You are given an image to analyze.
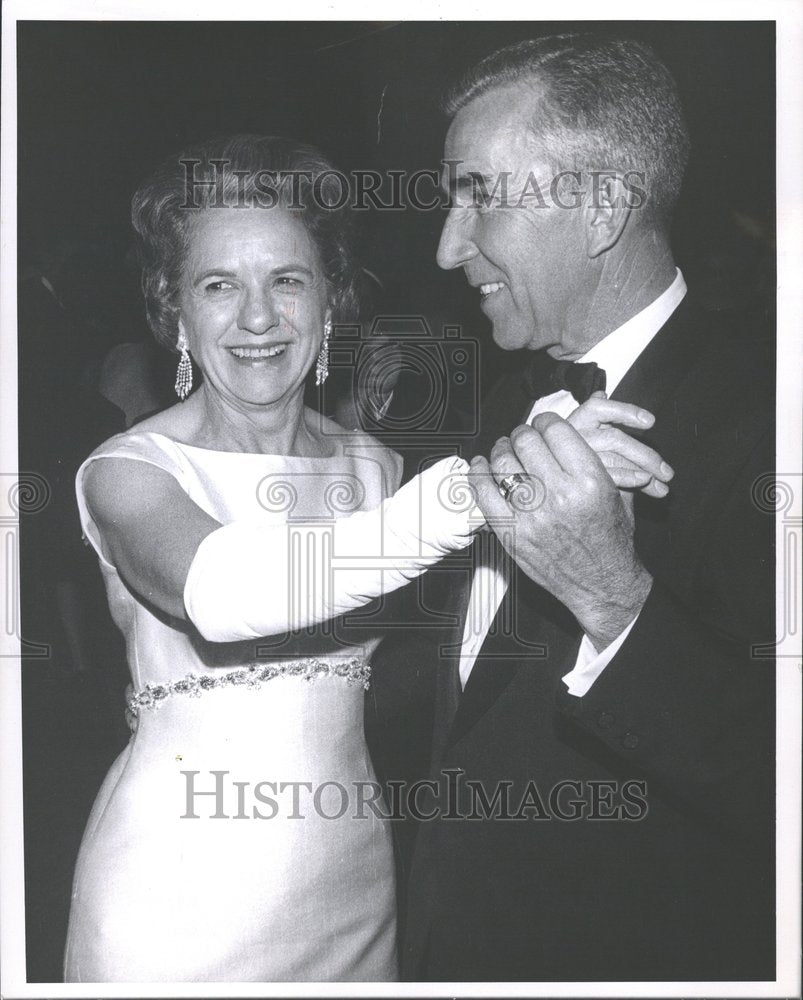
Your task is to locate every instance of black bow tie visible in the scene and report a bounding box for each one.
[522,352,607,405]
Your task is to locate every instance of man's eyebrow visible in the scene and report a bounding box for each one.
[441,169,494,196]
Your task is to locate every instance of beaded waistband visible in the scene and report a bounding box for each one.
[125,655,372,725]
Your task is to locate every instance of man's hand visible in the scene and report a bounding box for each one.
[470,414,655,651]
[567,392,673,499]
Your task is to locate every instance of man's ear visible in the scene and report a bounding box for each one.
[584,173,633,258]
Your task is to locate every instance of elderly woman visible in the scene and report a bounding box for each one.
[64,135,672,983]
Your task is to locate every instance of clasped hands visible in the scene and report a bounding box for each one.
[469,393,671,652]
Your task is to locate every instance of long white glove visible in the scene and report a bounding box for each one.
[184,456,482,642]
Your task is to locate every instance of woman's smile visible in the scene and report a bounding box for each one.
[228,342,291,369]
[228,343,289,361]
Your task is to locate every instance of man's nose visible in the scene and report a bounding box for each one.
[237,288,278,335]
[436,207,478,271]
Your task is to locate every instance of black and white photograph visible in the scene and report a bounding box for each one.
[1,3,800,995]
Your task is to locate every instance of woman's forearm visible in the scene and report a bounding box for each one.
[184,457,481,641]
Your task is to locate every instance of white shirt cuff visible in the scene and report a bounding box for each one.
[561,614,640,697]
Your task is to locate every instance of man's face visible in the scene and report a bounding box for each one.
[438,83,593,357]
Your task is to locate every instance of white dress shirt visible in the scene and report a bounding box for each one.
[457,268,687,694]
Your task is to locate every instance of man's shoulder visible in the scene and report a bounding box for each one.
[684,298,772,361]
[678,300,772,405]
[652,298,773,465]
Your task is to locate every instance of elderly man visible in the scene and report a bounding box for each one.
[381,34,774,982]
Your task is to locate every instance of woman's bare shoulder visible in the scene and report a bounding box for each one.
[127,401,194,439]
[79,409,193,520]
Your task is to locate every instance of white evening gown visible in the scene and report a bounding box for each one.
[64,429,404,982]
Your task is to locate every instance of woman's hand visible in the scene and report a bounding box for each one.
[566,392,674,498]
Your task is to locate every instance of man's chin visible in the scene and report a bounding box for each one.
[490,324,548,353]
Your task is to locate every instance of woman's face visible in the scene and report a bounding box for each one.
[177,207,329,408]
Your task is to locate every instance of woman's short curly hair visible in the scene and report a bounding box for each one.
[131,134,361,351]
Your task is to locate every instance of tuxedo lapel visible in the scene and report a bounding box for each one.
[445,533,531,747]
[610,294,701,413]
[445,631,531,748]
[430,361,543,752]
[428,542,477,766]
[446,555,578,748]
[469,360,536,460]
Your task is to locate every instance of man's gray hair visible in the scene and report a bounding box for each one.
[444,34,690,224]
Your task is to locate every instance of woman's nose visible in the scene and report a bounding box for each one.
[237,289,278,335]
[436,207,478,271]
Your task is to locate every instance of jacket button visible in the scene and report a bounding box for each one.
[597,711,615,729]
[622,732,640,750]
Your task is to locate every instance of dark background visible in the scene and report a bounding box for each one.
[17,20,775,982]
[18,20,776,342]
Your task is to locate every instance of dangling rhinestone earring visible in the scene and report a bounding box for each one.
[315,318,331,386]
[175,331,193,401]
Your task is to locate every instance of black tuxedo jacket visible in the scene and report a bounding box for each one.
[368,295,775,982]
